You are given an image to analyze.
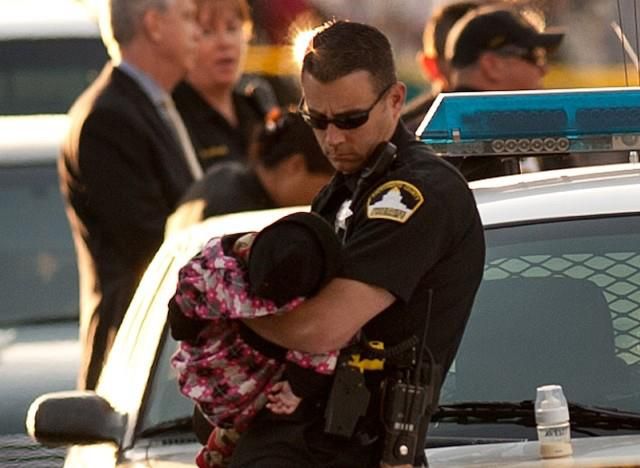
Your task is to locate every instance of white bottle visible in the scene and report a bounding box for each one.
[534,384,573,459]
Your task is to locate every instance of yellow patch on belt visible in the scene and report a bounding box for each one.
[199,145,229,159]
[366,180,424,223]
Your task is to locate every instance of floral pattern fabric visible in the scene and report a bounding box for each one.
[171,236,337,430]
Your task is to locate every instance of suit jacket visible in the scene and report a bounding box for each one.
[59,63,194,387]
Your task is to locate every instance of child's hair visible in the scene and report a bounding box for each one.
[250,110,333,174]
[247,212,341,306]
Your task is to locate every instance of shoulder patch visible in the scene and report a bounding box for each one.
[366,180,424,223]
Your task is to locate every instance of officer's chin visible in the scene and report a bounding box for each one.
[332,160,363,175]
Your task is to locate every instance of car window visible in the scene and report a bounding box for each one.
[0,38,107,115]
[442,214,640,411]
[141,332,194,430]
[131,251,204,432]
[0,163,78,325]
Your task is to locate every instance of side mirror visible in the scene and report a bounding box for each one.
[26,391,126,447]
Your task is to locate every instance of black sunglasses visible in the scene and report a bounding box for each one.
[298,82,394,130]
[495,46,547,69]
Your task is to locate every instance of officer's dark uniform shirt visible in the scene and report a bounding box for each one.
[165,162,275,234]
[172,81,265,171]
[313,122,485,379]
[230,122,486,468]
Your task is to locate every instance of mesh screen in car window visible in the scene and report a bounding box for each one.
[440,215,640,407]
[486,251,640,364]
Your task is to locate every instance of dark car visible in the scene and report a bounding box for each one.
[0,0,107,115]
[0,115,80,466]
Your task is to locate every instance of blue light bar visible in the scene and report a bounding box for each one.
[417,87,640,157]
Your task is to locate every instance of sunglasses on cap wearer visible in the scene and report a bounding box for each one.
[494,45,547,69]
[298,82,395,130]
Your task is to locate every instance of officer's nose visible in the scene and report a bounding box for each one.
[324,123,346,146]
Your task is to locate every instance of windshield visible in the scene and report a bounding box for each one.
[440,214,640,414]
[0,164,78,325]
[0,38,107,115]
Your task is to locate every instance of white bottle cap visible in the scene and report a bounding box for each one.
[535,384,569,425]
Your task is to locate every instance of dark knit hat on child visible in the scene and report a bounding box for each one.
[248,211,341,306]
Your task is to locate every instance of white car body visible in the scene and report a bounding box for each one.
[0,0,100,40]
[471,163,640,225]
[424,162,640,467]
[427,434,640,467]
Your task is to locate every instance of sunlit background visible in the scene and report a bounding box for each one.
[4,0,640,109]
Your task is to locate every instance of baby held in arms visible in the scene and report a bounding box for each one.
[168,212,342,467]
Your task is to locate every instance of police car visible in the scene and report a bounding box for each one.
[25,88,640,466]
[423,87,640,466]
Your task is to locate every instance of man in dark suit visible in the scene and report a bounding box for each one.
[59,0,201,390]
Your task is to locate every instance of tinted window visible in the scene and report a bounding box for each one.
[0,164,78,325]
[141,333,193,430]
[0,38,107,115]
[442,214,640,411]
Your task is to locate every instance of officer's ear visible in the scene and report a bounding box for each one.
[387,82,407,118]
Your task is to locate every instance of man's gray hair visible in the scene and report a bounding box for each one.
[108,0,171,46]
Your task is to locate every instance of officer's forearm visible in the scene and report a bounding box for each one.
[242,312,326,352]
[242,278,395,353]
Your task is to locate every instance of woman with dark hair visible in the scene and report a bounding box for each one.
[165,110,334,235]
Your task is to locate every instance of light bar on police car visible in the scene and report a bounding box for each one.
[416,87,640,157]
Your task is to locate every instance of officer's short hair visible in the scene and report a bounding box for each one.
[251,110,333,174]
[301,20,397,94]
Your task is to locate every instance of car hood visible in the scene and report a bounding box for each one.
[0,321,79,434]
[425,434,640,467]
[114,436,640,467]
[145,442,201,467]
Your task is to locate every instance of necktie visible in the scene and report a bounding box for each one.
[162,97,203,180]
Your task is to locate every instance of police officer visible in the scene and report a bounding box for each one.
[231,20,485,468]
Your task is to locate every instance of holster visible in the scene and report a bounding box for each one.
[323,349,371,438]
